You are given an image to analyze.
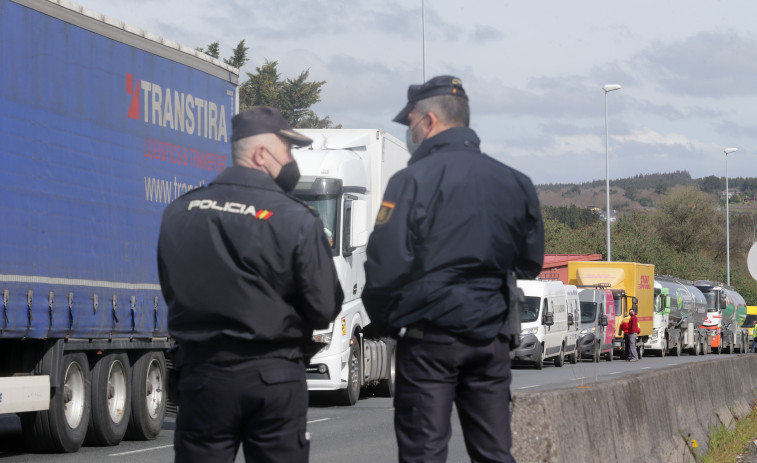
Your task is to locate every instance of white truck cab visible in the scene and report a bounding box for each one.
[513,280,569,369]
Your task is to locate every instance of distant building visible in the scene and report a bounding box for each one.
[598,210,617,222]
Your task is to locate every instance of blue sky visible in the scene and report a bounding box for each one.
[89,0,757,185]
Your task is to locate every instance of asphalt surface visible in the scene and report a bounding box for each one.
[0,351,749,462]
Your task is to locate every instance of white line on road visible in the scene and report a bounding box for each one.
[307,418,331,424]
[641,367,652,370]
[519,385,541,389]
[569,377,587,381]
[609,372,622,375]
[109,444,174,456]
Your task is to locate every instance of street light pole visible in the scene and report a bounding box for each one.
[603,84,621,262]
[725,147,738,286]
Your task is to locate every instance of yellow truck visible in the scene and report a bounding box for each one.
[568,261,655,359]
[744,306,757,352]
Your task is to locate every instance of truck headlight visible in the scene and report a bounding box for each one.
[521,327,538,335]
[312,333,332,345]
[580,327,595,335]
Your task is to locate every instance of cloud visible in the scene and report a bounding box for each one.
[470,24,504,42]
[634,31,757,97]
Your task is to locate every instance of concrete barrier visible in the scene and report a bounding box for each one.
[511,355,757,462]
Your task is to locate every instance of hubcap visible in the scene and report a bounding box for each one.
[145,359,164,419]
[107,360,128,424]
[63,361,85,429]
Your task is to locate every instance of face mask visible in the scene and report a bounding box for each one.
[275,160,301,193]
[405,115,428,155]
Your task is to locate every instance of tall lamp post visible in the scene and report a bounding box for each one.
[725,147,738,286]
[603,84,621,261]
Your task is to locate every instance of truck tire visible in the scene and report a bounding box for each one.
[605,346,613,362]
[375,340,396,398]
[725,338,733,355]
[125,351,166,440]
[637,344,644,359]
[21,352,91,453]
[568,344,578,365]
[534,345,544,370]
[335,336,360,406]
[554,345,565,367]
[86,353,132,446]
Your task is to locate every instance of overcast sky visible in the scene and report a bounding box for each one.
[88,0,757,185]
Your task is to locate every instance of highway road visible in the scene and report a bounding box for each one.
[0,351,745,462]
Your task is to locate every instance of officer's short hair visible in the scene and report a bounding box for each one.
[414,95,470,128]
[231,136,258,164]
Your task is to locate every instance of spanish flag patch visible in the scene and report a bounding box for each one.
[255,210,274,220]
[375,201,395,225]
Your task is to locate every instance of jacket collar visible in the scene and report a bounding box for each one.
[210,165,284,192]
[408,127,481,165]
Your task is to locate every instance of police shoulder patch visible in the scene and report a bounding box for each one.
[375,201,395,225]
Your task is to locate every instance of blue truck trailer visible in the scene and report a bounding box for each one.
[0,0,238,452]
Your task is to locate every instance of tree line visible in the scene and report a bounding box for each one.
[544,187,757,304]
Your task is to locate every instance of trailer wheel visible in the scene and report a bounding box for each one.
[86,353,131,446]
[375,340,396,398]
[335,336,360,406]
[125,351,166,440]
[21,352,91,453]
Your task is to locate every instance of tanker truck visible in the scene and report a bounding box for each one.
[292,129,410,405]
[694,280,748,354]
[646,276,708,356]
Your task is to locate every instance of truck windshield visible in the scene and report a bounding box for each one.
[702,292,718,312]
[742,314,757,328]
[580,301,597,324]
[292,194,338,250]
[521,296,541,323]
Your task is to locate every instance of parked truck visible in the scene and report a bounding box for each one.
[646,276,708,356]
[744,306,757,351]
[513,280,570,369]
[1,0,238,452]
[578,287,616,361]
[567,261,654,359]
[291,129,410,405]
[694,280,749,354]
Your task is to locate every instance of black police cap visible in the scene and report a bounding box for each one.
[231,106,313,146]
[393,75,468,126]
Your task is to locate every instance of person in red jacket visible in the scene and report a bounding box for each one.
[627,309,641,362]
[619,318,630,360]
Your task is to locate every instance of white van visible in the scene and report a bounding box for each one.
[513,280,569,369]
[563,284,581,364]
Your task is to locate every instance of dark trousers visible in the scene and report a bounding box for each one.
[394,327,515,463]
[174,357,309,463]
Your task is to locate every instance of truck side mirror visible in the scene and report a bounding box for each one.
[543,312,554,326]
[567,313,574,326]
[599,315,608,326]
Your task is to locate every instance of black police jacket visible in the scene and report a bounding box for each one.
[158,165,343,363]
[362,127,544,341]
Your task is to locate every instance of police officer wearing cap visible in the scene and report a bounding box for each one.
[157,106,343,463]
[362,76,544,463]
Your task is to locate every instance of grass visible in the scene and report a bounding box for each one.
[700,406,757,462]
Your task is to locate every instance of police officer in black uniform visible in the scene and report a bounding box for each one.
[158,106,343,463]
[362,76,544,463]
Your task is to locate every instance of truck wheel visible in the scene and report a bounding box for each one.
[375,340,396,398]
[21,352,91,453]
[125,351,166,440]
[568,344,578,365]
[86,353,131,446]
[605,346,613,362]
[554,345,565,367]
[534,345,544,370]
[335,336,360,406]
[638,344,644,359]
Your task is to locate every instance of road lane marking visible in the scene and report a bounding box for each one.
[109,445,173,456]
[641,367,652,370]
[609,372,622,375]
[569,377,587,381]
[519,385,541,389]
[307,418,331,424]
